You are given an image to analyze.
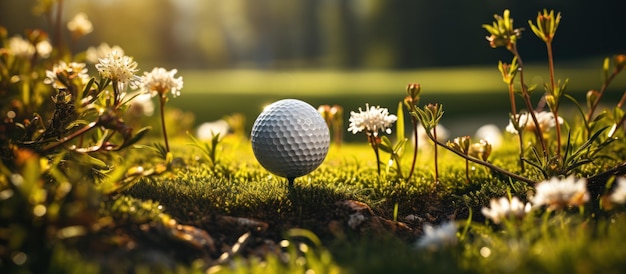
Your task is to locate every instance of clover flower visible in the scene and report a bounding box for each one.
[415,221,458,251]
[481,196,531,224]
[8,36,35,59]
[67,12,93,38]
[95,50,140,89]
[44,61,89,89]
[609,177,626,204]
[505,111,563,134]
[86,43,125,64]
[531,176,589,210]
[347,104,397,137]
[140,67,183,98]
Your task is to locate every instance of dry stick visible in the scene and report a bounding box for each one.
[426,134,537,185]
[510,45,548,158]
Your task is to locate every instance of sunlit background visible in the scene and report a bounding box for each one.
[2,0,625,138]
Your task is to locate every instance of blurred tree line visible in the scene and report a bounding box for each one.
[1,0,624,70]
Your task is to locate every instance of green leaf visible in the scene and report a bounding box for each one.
[378,136,394,154]
[119,126,152,150]
[396,101,405,142]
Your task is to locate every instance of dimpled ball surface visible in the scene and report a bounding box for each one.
[251,99,330,179]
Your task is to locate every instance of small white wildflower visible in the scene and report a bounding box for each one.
[8,36,35,59]
[44,61,90,89]
[347,103,397,137]
[475,124,503,148]
[506,111,564,134]
[609,177,626,204]
[95,50,140,89]
[86,43,125,64]
[197,120,230,140]
[415,221,457,251]
[415,124,449,148]
[67,12,93,37]
[481,196,531,224]
[36,40,52,59]
[531,175,589,210]
[129,93,155,117]
[140,67,183,98]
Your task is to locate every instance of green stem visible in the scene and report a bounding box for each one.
[159,96,170,153]
[368,134,381,176]
[510,45,548,158]
[427,134,537,185]
[406,118,419,181]
[546,41,562,157]
[465,158,470,183]
[433,126,439,184]
[588,68,622,120]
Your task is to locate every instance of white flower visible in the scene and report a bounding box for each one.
[129,93,155,117]
[506,111,563,134]
[140,67,183,98]
[8,36,35,59]
[415,221,458,251]
[67,12,93,37]
[197,120,230,140]
[475,124,503,148]
[481,196,531,224]
[36,40,52,59]
[415,124,449,148]
[531,175,589,210]
[347,103,397,137]
[610,177,626,204]
[86,43,125,64]
[95,50,140,89]
[44,61,90,89]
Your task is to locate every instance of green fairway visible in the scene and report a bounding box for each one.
[173,62,626,139]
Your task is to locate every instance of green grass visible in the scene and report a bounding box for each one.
[173,61,626,140]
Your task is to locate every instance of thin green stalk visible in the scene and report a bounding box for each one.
[427,134,537,185]
[159,96,170,153]
[368,134,381,176]
[587,68,621,121]
[545,41,563,157]
[407,118,419,181]
[510,45,548,157]
[433,126,439,184]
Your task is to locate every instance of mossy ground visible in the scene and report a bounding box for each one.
[28,131,625,274]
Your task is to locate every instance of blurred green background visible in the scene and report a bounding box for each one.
[2,0,625,138]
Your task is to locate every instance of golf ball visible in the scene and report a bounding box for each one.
[251,99,330,179]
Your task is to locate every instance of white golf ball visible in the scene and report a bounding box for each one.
[251,99,330,179]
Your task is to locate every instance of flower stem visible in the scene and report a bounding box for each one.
[159,96,170,153]
[433,126,439,184]
[510,45,548,158]
[587,68,621,121]
[427,135,537,185]
[508,83,525,171]
[407,118,419,181]
[546,41,562,157]
[368,135,381,176]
